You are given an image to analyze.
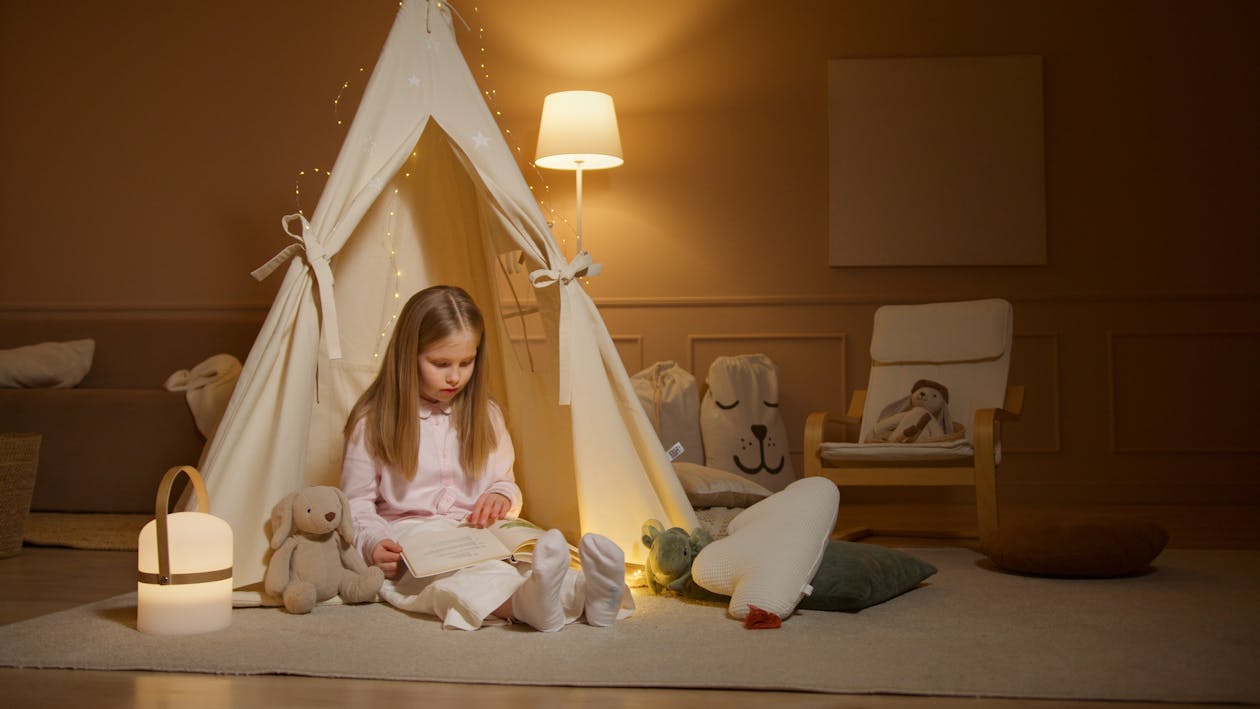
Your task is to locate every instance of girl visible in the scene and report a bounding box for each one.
[340,285,629,631]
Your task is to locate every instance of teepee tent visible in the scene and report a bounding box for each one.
[197,0,697,588]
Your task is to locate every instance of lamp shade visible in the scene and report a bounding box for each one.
[137,466,233,635]
[535,90,623,170]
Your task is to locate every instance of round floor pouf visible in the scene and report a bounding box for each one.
[0,433,41,558]
[980,514,1169,578]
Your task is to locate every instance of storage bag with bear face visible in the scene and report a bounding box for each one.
[700,354,796,492]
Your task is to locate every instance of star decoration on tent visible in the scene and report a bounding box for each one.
[425,35,438,51]
[408,75,421,88]
[471,131,490,149]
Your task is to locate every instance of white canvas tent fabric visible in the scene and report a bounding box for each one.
[196,0,697,588]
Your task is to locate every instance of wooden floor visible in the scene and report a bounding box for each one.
[2,503,1256,708]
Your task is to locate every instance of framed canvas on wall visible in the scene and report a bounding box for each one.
[828,55,1047,267]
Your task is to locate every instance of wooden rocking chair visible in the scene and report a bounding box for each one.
[803,299,1023,541]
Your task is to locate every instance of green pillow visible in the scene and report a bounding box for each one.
[798,541,937,611]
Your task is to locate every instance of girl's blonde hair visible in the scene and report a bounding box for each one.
[345,285,497,480]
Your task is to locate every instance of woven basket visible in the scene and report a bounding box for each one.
[0,433,41,558]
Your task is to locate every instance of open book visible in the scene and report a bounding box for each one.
[398,519,579,579]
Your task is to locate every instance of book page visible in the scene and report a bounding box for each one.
[487,519,580,566]
[399,527,512,579]
[486,518,547,554]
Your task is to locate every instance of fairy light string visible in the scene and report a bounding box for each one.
[293,66,369,216]
[372,183,406,360]
[466,3,578,257]
[292,1,583,358]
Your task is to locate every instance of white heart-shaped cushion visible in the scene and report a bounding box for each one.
[691,477,838,619]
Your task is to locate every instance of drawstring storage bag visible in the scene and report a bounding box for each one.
[631,361,704,465]
[700,354,796,492]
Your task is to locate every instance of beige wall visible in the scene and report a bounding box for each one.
[2,1,1257,505]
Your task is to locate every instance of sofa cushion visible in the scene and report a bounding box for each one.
[0,315,261,388]
[0,389,202,512]
[0,339,94,388]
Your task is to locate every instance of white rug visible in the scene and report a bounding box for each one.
[1,548,1257,703]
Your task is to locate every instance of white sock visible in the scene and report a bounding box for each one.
[578,533,627,627]
[510,529,568,632]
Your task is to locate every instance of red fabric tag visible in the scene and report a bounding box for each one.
[744,605,782,629]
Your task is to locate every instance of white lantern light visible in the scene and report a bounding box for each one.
[137,465,233,635]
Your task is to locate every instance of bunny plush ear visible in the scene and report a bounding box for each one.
[268,493,297,550]
[333,487,356,544]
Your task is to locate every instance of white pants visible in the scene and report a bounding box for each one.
[377,517,584,630]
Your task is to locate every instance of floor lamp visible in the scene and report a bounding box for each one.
[534,90,623,255]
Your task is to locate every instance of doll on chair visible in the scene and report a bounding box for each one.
[865,379,964,444]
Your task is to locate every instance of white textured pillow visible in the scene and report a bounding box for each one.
[0,339,95,388]
[691,477,838,620]
[674,462,772,508]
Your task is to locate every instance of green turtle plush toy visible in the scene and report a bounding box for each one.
[641,520,720,599]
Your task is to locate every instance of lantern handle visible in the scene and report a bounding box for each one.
[157,465,209,516]
[147,466,228,586]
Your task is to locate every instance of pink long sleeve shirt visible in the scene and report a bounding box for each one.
[339,399,523,564]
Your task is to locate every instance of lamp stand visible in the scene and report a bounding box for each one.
[574,160,585,254]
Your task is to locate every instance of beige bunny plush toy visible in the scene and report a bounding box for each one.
[263,486,384,614]
[865,379,964,444]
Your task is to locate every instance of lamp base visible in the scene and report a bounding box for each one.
[137,578,233,635]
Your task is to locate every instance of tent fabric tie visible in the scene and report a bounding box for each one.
[530,251,602,406]
[528,250,601,287]
[251,213,344,360]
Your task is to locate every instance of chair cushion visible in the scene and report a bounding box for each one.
[691,477,837,620]
[821,439,974,463]
[870,298,1011,364]
[980,514,1169,578]
[859,300,1013,446]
